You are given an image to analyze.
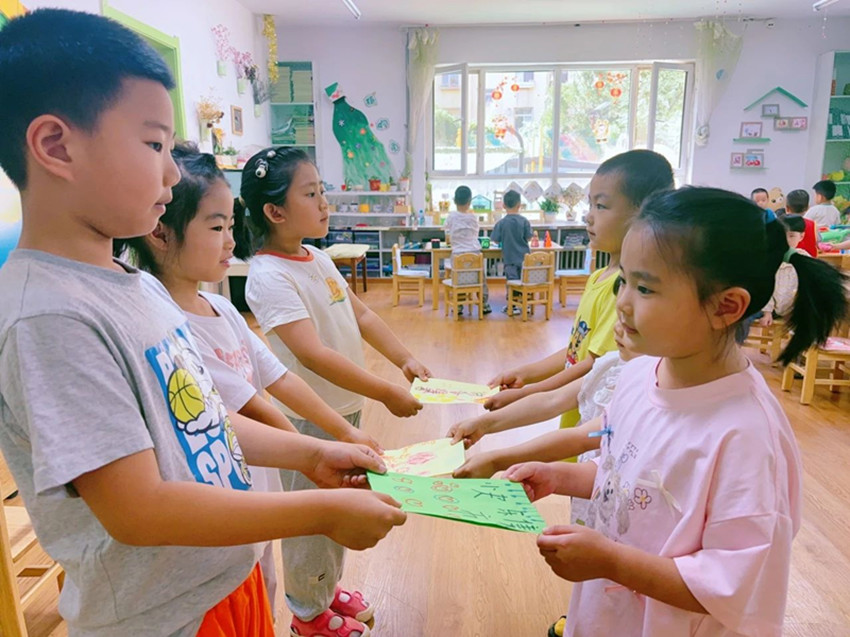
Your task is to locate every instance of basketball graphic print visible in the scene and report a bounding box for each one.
[168,368,205,424]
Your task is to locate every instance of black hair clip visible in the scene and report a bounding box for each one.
[255,159,268,179]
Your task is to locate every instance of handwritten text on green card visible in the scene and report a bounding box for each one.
[368,471,546,533]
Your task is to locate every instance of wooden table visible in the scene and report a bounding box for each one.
[818,252,850,271]
[427,243,564,310]
[324,243,371,295]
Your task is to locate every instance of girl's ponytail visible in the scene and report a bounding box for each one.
[232,196,256,260]
[780,253,849,364]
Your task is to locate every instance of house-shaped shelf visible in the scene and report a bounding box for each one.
[744,87,808,112]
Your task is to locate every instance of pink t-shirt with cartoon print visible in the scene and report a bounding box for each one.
[566,356,802,637]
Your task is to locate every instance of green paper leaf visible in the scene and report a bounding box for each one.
[368,472,546,533]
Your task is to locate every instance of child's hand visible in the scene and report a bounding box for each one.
[453,451,500,479]
[382,384,423,417]
[483,387,524,411]
[503,462,559,502]
[536,525,618,582]
[400,357,432,383]
[340,427,384,454]
[447,417,489,448]
[759,314,773,327]
[487,370,525,390]
[322,490,407,550]
[308,440,386,488]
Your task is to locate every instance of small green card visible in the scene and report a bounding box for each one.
[368,471,546,534]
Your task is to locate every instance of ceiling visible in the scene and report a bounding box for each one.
[238,0,850,26]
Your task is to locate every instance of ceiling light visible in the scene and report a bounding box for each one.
[813,0,840,11]
[342,0,361,20]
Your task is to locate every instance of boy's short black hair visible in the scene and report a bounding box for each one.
[0,8,174,188]
[454,186,472,207]
[782,214,806,233]
[503,190,521,209]
[786,189,809,213]
[813,180,837,200]
[751,188,769,198]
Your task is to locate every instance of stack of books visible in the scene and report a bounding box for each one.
[271,66,293,102]
[292,70,313,102]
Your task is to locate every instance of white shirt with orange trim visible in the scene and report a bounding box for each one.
[245,245,365,417]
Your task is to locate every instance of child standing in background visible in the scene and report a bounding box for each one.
[117,143,387,611]
[445,185,492,314]
[492,189,532,315]
[759,214,809,327]
[484,150,674,429]
[805,180,841,228]
[785,189,819,257]
[507,187,848,636]
[236,147,431,637]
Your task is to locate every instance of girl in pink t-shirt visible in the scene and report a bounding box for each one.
[506,187,849,636]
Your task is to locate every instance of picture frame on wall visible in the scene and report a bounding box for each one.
[740,122,763,138]
[761,104,780,118]
[231,106,243,136]
[744,149,765,168]
[774,118,791,130]
[730,152,744,168]
[791,117,808,130]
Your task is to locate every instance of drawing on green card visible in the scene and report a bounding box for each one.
[368,472,546,533]
[380,438,466,477]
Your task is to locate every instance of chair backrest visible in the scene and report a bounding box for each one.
[391,244,402,274]
[452,252,483,287]
[522,251,554,285]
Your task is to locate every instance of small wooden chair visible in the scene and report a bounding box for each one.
[556,248,596,307]
[442,252,485,320]
[744,318,787,362]
[0,457,64,637]
[781,323,850,404]
[507,252,555,321]
[391,244,428,307]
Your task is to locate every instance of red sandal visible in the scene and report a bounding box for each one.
[330,587,374,623]
[290,609,370,637]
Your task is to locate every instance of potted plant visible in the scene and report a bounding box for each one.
[211,25,232,77]
[221,145,238,168]
[399,172,411,193]
[388,176,398,192]
[234,50,256,96]
[540,197,560,223]
[196,92,224,144]
[368,176,381,191]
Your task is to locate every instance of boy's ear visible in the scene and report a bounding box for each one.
[709,287,750,330]
[26,115,76,182]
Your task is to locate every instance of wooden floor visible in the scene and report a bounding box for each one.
[11,281,850,637]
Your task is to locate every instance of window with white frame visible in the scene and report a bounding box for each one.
[431,62,693,182]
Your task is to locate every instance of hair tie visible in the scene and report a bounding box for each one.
[783,247,796,263]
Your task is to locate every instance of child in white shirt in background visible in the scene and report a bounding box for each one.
[444,185,492,314]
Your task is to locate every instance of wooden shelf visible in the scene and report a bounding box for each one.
[733,137,771,143]
[826,139,850,143]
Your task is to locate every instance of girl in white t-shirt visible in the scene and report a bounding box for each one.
[505,187,849,636]
[120,144,408,637]
[235,147,431,637]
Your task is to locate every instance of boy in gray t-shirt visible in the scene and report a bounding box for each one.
[491,190,532,313]
[0,10,403,636]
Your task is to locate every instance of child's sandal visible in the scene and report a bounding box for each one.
[290,609,370,637]
[330,587,374,623]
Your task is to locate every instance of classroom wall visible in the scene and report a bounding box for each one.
[277,16,850,203]
[23,0,270,153]
[272,23,408,191]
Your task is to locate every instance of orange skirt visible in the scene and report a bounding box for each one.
[196,563,275,637]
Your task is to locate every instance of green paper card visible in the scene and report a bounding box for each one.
[368,471,546,534]
[381,438,466,477]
